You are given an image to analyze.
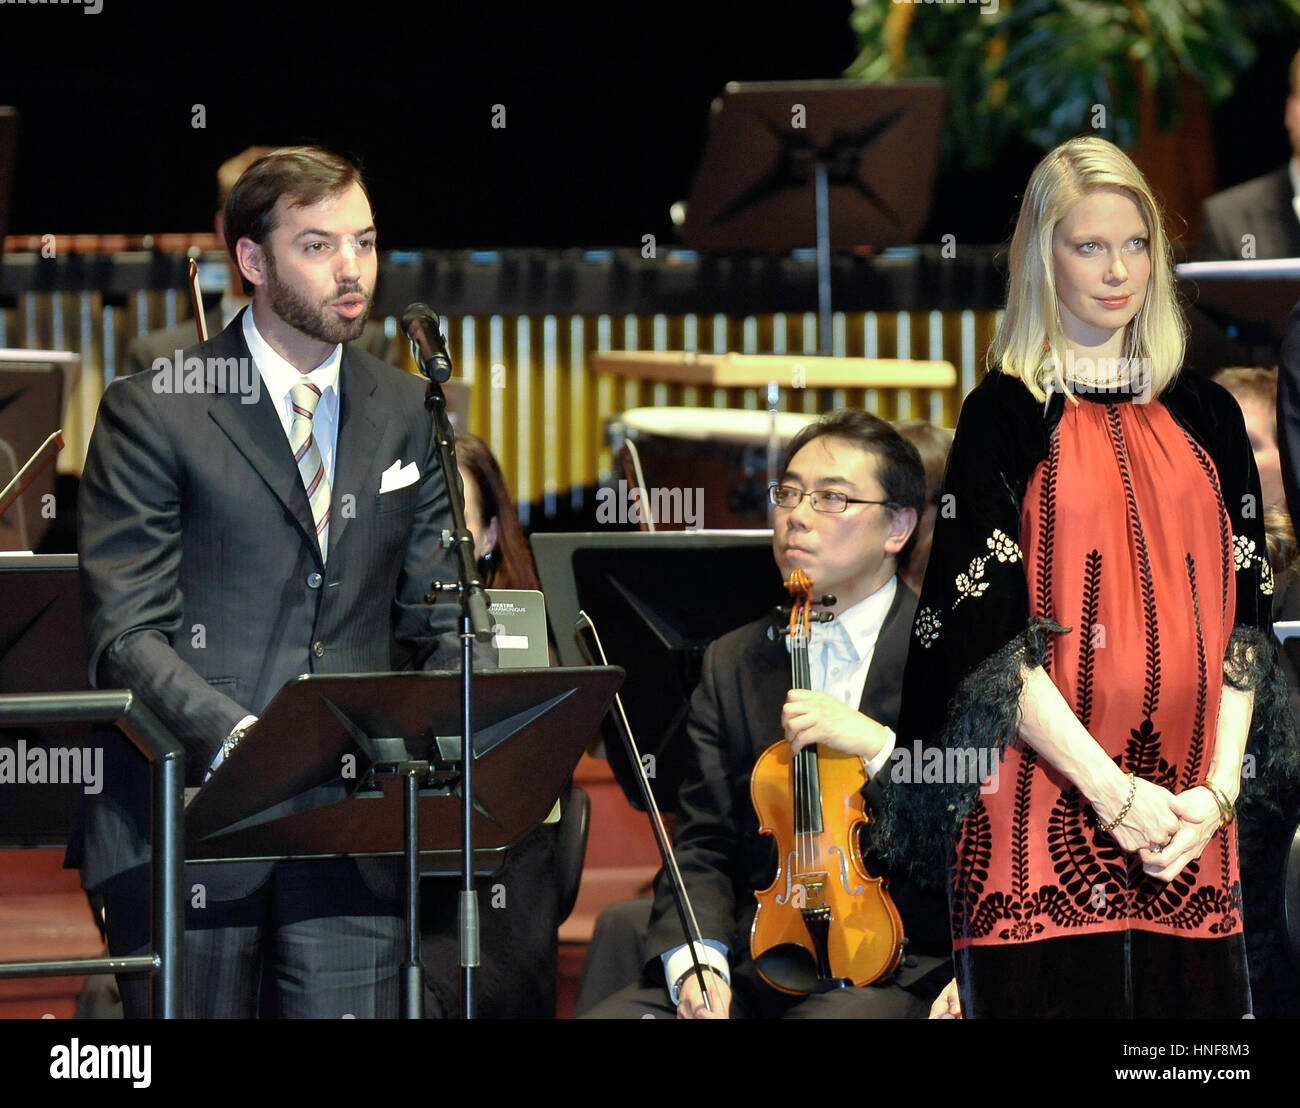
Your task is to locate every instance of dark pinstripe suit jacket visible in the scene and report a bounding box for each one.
[74,310,460,899]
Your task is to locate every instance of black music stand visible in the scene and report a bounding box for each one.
[0,554,87,845]
[532,530,784,811]
[0,351,78,551]
[1177,259,1300,368]
[0,107,15,244]
[183,667,621,1019]
[680,79,945,352]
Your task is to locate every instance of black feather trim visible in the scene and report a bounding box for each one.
[1226,625,1300,824]
[876,617,1069,889]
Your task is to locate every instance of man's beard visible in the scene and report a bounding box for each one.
[264,253,371,345]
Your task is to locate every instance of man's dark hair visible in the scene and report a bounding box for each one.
[223,146,369,294]
[780,408,926,571]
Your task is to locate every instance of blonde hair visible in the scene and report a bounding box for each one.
[988,136,1185,402]
[1213,366,1278,415]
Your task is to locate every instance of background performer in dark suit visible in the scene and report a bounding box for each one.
[75,146,462,1018]
[1198,48,1300,261]
[584,410,952,1019]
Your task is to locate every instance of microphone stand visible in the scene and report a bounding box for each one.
[415,327,494,1020]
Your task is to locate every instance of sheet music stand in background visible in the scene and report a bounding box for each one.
[1274,621,1300,684]
[532,530,785,811]
[680,79,945,353]
[1177,259,1300,370]
[0,350,81,551]
[0,107,15,244]
[0,554,87,845]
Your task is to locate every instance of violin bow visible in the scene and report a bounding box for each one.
[576,609,715,1012]
[187,257,209,343]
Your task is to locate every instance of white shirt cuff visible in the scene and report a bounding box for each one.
[864,725,896,781]
[664,942,730,1006]
[206,714,258,780]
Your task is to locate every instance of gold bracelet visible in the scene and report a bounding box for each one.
[1197,779,1235,829]
[1096,772,1136,834]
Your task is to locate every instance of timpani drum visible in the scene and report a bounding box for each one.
[607,407,819,530]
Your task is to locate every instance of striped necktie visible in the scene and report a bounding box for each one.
[289,378,330,560]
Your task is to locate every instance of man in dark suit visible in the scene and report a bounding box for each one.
[1198,48,1300,261]
[75,146,461,1018]
[584,410,952,1019]
[122,146,393,375]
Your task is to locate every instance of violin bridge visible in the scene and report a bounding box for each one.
[793,873,829,911]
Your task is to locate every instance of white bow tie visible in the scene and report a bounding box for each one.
[787,618,858,662]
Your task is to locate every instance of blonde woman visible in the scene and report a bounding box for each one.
[882,136,1297,1018]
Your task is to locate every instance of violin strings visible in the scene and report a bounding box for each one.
[793,631,815,880]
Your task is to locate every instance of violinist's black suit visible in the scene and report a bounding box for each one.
[585,580,952,1018]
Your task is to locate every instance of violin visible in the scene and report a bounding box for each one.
[749,569,905,994]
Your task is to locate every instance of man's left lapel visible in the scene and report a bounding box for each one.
[742,618,793,763]
[857,580,918,732]
[329,348,386,559]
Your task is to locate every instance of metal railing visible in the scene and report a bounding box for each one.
[0,690,184,1018]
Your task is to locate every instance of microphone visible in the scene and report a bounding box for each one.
[400,303,454,383]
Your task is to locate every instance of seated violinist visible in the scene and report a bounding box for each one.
[584,410,952,1019]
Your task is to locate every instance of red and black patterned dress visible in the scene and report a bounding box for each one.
[885,371,1285,1018]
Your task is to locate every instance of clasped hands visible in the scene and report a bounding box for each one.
[1091,774,1225,882]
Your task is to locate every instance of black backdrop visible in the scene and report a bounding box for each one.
[0,0,1296,250]
[0,0,856,247]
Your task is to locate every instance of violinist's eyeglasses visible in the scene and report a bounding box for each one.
[768,485,895,514]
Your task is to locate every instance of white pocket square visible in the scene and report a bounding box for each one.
[380,460,419,493]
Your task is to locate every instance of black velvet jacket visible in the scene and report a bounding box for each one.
[876,369,1300,883]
